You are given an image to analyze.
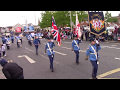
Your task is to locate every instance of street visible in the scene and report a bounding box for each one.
[1,37,120,79]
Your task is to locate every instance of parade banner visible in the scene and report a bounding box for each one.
[24,26,34,32]
[88,11,105,36]
[16,27,21,33]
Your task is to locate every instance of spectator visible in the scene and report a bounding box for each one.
[0,59,24,79]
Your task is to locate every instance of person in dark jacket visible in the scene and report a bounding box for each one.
[0,59,24,79]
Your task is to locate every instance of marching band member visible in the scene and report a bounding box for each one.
[33,36,41,55]
[45,37,55,72]
[1,44,6,57]
[11,34,14,43]
[15,35,21,48]
[72,35,81,64]
[28,33,33,46]
[85,38,101,79]
[6,36,11,50]
[19,33,23,44]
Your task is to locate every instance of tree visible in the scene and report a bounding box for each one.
[39,11,53,28]
[70,11,88,25]
[105,11,118,23]
[105,11,112,22]
[107,17,118,23]
[53,11,70,27]
[39,11,88,28]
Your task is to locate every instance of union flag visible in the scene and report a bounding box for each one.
[51,16,61,46]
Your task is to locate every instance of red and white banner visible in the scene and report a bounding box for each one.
[16,27,21,33]
[76,13,82,38]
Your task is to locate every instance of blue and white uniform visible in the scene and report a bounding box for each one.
[45,41,55,72]
[86,44,101,61]
[16,36,21,48]
[72,39,81,64]
[33,38,41,55]
[86,43,101,79]
[45,42,55,56]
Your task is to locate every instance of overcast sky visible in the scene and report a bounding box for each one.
[0,11,119,27]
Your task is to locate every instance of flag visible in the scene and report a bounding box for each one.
[88,11,105,36]
[51,16,61,46]
[76,13,82,38]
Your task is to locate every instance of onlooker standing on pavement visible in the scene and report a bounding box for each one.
[85,38,101,79]
[45,37,55,72]
[0,59,24,79]
[33,36,41,55]
[72,35,81,64]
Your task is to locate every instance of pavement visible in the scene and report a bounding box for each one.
[1,37,120,79]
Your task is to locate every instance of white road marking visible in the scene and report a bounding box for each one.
[25,47,59,64]
[18,55,36,63]
[62,47,71,50]
[39,54,59,64]
[43,43,67,56]
[80,50,86,52]
[63,42,71,44]
[25,47,34,52]
[101,45,120,49]
[111,45,117,47]
[61,46,86,53]
[115,58,120,60]
[54,51,67,56]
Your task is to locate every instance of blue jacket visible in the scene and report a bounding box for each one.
[33,39,40,45]
[1,36,5,40]
[1,37,7,44]
[11,36,14,39]
[7,38,11,41]
[72,39,81,51]
[86,44,101,61]
[27,35,32,40]
[16,36,20,42]
[45,42,55,55]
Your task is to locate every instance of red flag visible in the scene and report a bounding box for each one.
[76,13,82,38]
[51,16,61,46]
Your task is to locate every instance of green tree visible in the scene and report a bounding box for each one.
[107,17,118,23]
[40,11,53,28]
[105,11,118,23]
[53,11,70,27]
[105,11,112,22]
[39,11,88,28]
[70,11,88,24]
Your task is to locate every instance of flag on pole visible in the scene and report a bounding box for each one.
[51,16,61,46]
[76,13,82,38]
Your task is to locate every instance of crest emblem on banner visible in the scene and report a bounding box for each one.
[90,14,105,32]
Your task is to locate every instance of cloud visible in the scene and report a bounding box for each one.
[0,11,42,27]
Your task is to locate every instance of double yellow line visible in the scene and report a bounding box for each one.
[97,68,120,79]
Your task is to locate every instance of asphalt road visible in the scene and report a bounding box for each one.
[1,37,120,79]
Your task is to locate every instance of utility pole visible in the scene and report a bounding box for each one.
[70,11,72,32]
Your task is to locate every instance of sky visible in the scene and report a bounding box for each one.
[0,11,43,27]
[0,11,119,27]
